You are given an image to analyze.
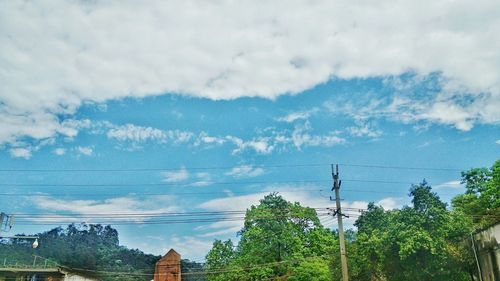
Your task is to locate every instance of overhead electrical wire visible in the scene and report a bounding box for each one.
[0,162,464,172]
[0,187,463,197]
[29,254,333,277]
[10,207,333,217]
[0,188,325,197]
[0,178,418,187]
[13,213,339,226]
[8,208,497,227]
[6,207,359,226]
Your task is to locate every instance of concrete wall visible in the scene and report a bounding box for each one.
[64,273,98,281]
[473,223,500,281]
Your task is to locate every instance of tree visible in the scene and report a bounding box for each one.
[352,181,473,281]
[205,193,336,281]
[287,257,331,281]
[182,259,208,281]
[205,240,238,281]
[0,224,164,281]
[352,203,389,280]
[452,160,500,228]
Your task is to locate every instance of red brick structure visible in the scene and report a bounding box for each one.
[154,249,181,281]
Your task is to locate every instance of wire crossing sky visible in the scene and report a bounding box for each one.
[1,0,499,260]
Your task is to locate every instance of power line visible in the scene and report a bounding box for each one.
[13,213,337,226]
[9,207,332,217]
[39,254,332,277]
[0,178,418,187]
[0,163,329,172]
[0,189,324,197]
[4,208,497,226]
[0,187,463,198]
[0,179,330,187]
[18,213,498,226]
[0,162,465,172]
[338,163,462,172]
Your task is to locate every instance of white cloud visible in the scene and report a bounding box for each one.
[106,122,348,155]
[496,140,500,145]
[375,197,404,210]
[32,195,178,223]
[227,136,275,155]
[1,0,500,144]
[225,165,265,178]
[197,128,346,154]
[347,122,383,138]
[9,147,32,159]
[76,146,93,156]
[434,180,463,189]
[189,172,213,187]
[291,122,345,149]
[107,124,193,144]
[194,132,226,146]
[53,148,66,155]
[7,138,55,159]
[167,235,214,261]
[161,168,189,183]
[277,108,319,123]
[107,124,166,143]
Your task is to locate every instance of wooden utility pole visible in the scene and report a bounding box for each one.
[332,164,349,281]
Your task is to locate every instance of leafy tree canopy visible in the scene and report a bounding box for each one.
[205,193,336,281]
[0,223,204,281]
[452,160,500,228]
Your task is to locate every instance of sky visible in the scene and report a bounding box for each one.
[0,0,499,261]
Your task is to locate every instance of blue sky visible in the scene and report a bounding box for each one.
[1,0,499,260]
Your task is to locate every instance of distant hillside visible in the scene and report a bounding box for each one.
[0,224,206,281]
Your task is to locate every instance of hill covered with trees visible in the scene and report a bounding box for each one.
[0,223,206,281]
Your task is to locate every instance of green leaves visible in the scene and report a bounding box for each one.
[288,258,332,281]
[453,160,500,228]
[0,224,160,281]
[205,193,336,281]
[351,180,474,281]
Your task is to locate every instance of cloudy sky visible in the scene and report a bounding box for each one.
[1,0,499,260]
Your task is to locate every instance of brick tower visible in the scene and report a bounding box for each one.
[154,249,181,281]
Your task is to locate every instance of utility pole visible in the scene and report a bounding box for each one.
[0,212,39,248]
[331,164,349,281]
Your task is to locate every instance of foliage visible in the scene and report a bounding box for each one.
[182,259,208,281]
[3,161,498,281]
[452,160,500,228]
[205,193,336,281]
[287,257,331,281]
[351,181,474,281]
[0,223,203,281]
[203,166,500,281]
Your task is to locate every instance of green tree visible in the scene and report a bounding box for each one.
[0,224,167,281]
[352,181,473,281]
[288,257,331,281]
[352,203,389,280]
[205,240,238,281]
[205,193,336,281]
[452,160,500,228]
